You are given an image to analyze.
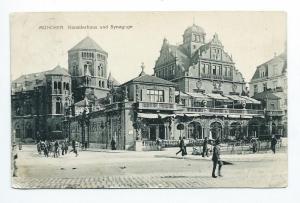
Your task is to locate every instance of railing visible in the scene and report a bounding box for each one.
[185,107,264,115]
[200,74,233,81]
[137,102,177,110]
[266,110,284,116]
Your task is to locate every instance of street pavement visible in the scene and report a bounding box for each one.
[12,145,287,189]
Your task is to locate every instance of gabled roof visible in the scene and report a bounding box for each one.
[169,45,190,69]
[124,73,176,86]
[251,52,287,81]
[45,65,70,76]
[69,36,106,53]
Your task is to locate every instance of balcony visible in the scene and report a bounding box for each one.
[265,110,285,117]
[137,102,177,111]
[185,107,265,117]
[200,74,233,81]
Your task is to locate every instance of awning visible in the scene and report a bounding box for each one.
[240,96,261,104]
[207,93,230,100]
[187,92,209,99]
[241,115,253,119]
[138,113,158,119]
[228,115,241,118]
[224,95,245,103]
[138,113,175,119]
[158,114,175,119]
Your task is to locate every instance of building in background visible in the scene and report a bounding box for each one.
[249,52,287,136]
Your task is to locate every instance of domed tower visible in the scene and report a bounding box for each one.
[182,24,206,57]
[68,36,109,102]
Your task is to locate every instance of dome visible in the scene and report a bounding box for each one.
[184,24,205,36]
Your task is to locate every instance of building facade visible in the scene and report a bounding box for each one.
[249,52,287,136]
[11,66,72,142]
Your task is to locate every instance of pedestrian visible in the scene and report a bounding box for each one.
[70,140,77,156]
[54,140,59,158]
[271,134,277,154]
[37,141,41,155]
[61,141,65,155]
[212,139,223,178]
[175,136,183,156]
[111,138,116,150]
[202,137,208,157]
[64,140,68,155]
[183,136,188,156]
[12,143,18,177]
[252,138,258,153]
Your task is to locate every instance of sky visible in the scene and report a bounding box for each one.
[10,12,286,83]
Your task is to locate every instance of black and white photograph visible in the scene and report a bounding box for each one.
[9,11,288,189]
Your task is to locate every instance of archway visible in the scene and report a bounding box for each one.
[210,122,222,140]
[188,122,202,139]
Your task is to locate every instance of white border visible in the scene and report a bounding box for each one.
[1,1,300,203]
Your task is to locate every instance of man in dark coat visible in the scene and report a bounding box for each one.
[176,137,184,156]
[271,135,278,154]
[111,139,116,150]
[202,137,208,157]
[212,139,223,178]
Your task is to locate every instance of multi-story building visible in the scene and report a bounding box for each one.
[11,65,72,142]
[154,24,246,96]
[249,52,287,136]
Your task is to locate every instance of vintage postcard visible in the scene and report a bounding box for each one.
[10,12,287,188]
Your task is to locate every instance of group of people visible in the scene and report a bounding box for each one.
[37,139,80,158]
[175,135,279,178]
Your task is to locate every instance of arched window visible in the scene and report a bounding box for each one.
[66,83,69,91]
[84,65,87,75]
[54,81,57,89]
[56,98,61,114]
[99,81,101,87]
[63,82,66,90]
[102,81,105,88]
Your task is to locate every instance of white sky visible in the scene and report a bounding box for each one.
[10,12,286,83]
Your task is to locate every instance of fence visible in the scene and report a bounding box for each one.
[141,139,283,153]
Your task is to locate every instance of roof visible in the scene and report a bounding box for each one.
[45,65,70,76]
[251,52,287,81]
[252,91,280,100]
[69,36,106,53]
[169,45,190,69]
[124,73,176,86]
[184,24,205,35]
[12,65,69,92]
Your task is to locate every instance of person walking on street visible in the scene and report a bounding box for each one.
[70,140,78,156]
[183,136,188,157]
[111,138,116,150]
[54,140,59,158]
[212,139,223,178]
[176,137,184,156]
[271,134,277,154]
[202,137,208,157]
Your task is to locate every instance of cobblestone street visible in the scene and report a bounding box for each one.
[12,145,287,188]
